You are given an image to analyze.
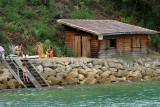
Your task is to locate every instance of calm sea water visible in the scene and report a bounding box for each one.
[0,81,160,107]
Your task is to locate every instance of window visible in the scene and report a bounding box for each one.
[131,37,141,48]
[107,39,116,48]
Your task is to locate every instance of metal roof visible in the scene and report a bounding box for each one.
[57,19,158,36]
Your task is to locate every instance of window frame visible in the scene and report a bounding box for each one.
[107,39,117,49]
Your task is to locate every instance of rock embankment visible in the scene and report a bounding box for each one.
[1,58,160,89]
[0,64,22,89]
[32,58,160,86]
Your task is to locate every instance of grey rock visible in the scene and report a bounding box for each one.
[92,60,104,66]
[87,63,93,68]
[101,67,109,72]
[109,68,117,72]
[94,65,102,69]
[36,65,43,73]
[55,67,63,73]
[42,61,55,67]
[108,62,115,67]
[156,69,160,74]
[66,65,72,72]
[144,63,151,68]
[114,63,123,70]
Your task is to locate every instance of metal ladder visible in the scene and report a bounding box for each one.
[14,59,42,88]
[0,52,27,88]
[21,58,50,87]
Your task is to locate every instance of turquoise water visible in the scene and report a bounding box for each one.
[0,81,160,107]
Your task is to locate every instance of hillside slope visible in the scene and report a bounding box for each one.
[0,0,159,56]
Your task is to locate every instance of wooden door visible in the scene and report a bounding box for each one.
[82,36,91,57]
[71,36,81,57]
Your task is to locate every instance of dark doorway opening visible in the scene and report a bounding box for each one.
[107,39,116,48]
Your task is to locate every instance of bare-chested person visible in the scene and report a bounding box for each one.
[14,43,23,58]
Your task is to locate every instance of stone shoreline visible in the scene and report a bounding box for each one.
[1,57,160,89]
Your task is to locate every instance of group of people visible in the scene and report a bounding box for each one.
[14,42,53,59]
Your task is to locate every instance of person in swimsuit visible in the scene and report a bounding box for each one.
[0,46,5,59]
[20,63,29,83]
[58,82,63,89]
[46,46,53,58]
[14,43,23,58]
[34,42,43,59]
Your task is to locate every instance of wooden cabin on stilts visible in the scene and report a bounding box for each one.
[57,19,158,58]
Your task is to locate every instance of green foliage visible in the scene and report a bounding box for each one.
[23,9,36,19]
[33,22,56,41]
[60,46,74,57]
[120,17,136,24]
[0,32,7,42]
[70,6,95,19]
[150,35,160,49]
[43,39,52,52]
[30,27,39,39]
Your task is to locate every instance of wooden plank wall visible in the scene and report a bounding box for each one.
[91,36,98,58]
[98,35,149,58]
[65,26,99,58]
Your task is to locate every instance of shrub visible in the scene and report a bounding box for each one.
[60,46,74,57]
[120,17,136,24]
[70,6,95,19]
[23,9,36,19]
[30,27,39,39]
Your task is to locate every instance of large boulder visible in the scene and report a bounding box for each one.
[115,70,124,77]
[129,70,142,78]
[55,67,63,73]
[47,76,60,85]
[114,63,123,70]
[101,67,109,72]
[92,60,104,66]
[0,64,6,69]
[94,65,102,69]
[78,69,87,76]
[40,72,48,80]
[117,77,126,82]
[146,68,156,77]
[100,71,111,78]
[36,65,43,73]
[109,68,117,72]
[99,77,111,83]
[109,75,117,82]
[155,69,160,74]
[87,63,93,68]
[42,61,55,67]
[108,62,115,67]
[143,76,152,81]
[68,71,79,78]
[65,76,79,85]
[0,83,7,89]
[87,72,99,79]
[80,77,97,84]
[78,74,85,81]
[56,73,64,81]
[44,68,56,76]
[7,79,18,89]
[0,71,13,80]
[66,65,72,72]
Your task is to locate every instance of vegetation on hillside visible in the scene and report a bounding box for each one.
[0,0,159,56]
